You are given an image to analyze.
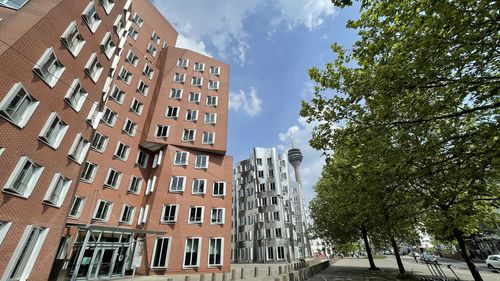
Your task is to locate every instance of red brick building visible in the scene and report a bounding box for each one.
[0,1,232,280]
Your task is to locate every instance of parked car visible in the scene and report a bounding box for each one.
[420,253,438,263]
[486,255,500,271]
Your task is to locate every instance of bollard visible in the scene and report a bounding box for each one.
[240,268,245,279]
[254,267,258,277]
[211,272,216,281]
[268,266,272,276]
[200,274,205,281]
[222,272,227,281]
[185,276,191,281]
[231,269,236,280]
[279,266,282,274]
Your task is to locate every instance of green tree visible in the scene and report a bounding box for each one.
[301,1,499,280]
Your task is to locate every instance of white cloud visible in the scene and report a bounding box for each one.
[175,34,212,57]
[273,0,336,31]
[229,87,262,117]
[153,1,336,65]
[277,117,326,205]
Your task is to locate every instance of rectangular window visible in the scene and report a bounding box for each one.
[188,207,204,224]
[206,96,218,107]
[114,142,130,160]
[93,200,112,221]
[210,208,224,224]
[68,196,85,218]
[204,113,217,124]
[161,205,178,223]
[184,238,201,267]
[208,80,220,90]
[91,132,108,152]
[275,228,282,238]
[68,134,90,164]
[146,43,157,57]
[270,182,276,190]
[174,151,188,166]
[191,76,203,86]
[136,150,149,168]
[60,21,85,57]
[182,129,196,142]
[188,92,200,103]
[273,211,280,221]
[151,31,161,44]
[169,176,185,192]
[177,58,189,68]
[118,66,133,84]
[128,26,139,40]
[208,238,223,266]
[213,182,226,196]
[151,237,170,268]
[109,85,125,104]
[170,88,183,99]
[137,80,149,95]
[33,48,65,88]
[257,158,262,165]
[143,64,154,79]
[166,106,179,118]
[194,62,205,72]
[113,14,124,36]
[80,162,98,182]
[3,156,44,198]
[210,66,220,76]
[101,107,117,126]
[128,176,142,194]
[267,247,274,260]
[123,119,137,136]
[132,12,144,27]
[202,132,215,144]
[104,168,122,189]
[155,125,169,138]
[185,109,198,121]
[277,246,285,260]
[82,1,101,33]
[0,221,12,246]
[126,49,139,67]
[130,98,144,115]
[100,32,116,59]
[192,179,206,194]
[119,205,135,224]
[195,155,208,169]
[100,0,115,14]
[258,170,264,178]
[64,79,87,111]
[6,226,48,280]
[43,173,72,207]
[173,73,186,83]
[38,112,68,149]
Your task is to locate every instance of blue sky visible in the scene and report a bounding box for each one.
[152,0,359,202]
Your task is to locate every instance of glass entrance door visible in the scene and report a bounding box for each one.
[88,248,116,279]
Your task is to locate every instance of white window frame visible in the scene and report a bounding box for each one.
[192,178,206,195]
[33,47,65,88]
[132,12,144,27]
[151,237,171,269]
[130,98,144,115]
[109,85,125,104]
[166,106,179,118]
[82,2,101,33]
[128,176,142,194]
[160,205,178,224]
[80,161,98,183]
[119,204,135,224]
[195,155,209,169]
[2,225,48,281]
[207,237,224,267]
[122,118,137,136]
[185,109,198,121]
[188,92,200,103]
[213,181,226,196]
[208,80,220,90]
[202,132,215,145]
[182,129,196,142]
[143,63,154,79]
[137,80,149,96]
[113,14,124,36]
[173,73,186,83]
[38,112,68,149]
[146,43,157,57]
[177,58,189,68]
[100,32,116,59]
[64,79,87,112]
[204,112,217,124]
[183,238,202,268]
[151,31,161,45]
[84,53,104,83]
[170,88,183,99]
[101,107,117,126]
[60,21,85,57]
[0,221,12,246]
[68,196,85,218]
[210,208,225,225]
[173,151,189,166]
[92,200,113,221]
[135,150,149,168]
[0,83,39,128]
[91,131,108,153]
[43,173,72,208]
[194,62,205,72]
[210,66,220,76]
[126,49,139,67]
[67,133,90,164]
[128,26,139,40]
[114,142,130,161]
[188,206,204,224]
[155,125,169,138]
[191,76,203,87]
[118,66,133,84]
[104,168,122,189]
[206,96,218,107]
[169,176,186,192]
[100,0,115,15]
[2,156,44,198]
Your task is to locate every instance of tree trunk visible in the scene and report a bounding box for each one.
[361,226,378,270]
[453,228,483,281]
[390,235,406,276]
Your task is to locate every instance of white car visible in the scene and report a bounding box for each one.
[486,255,500,271]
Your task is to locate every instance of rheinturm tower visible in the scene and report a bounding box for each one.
[287,141,312,258]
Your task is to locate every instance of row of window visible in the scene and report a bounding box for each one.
[237,246,286,261]
[238,211,281,225]
[152,237,224,269]
[176,59,221,76]
[238,228,284,241]
[172,73,220,89]
[169,88,219,106]
[165,106,217,124]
